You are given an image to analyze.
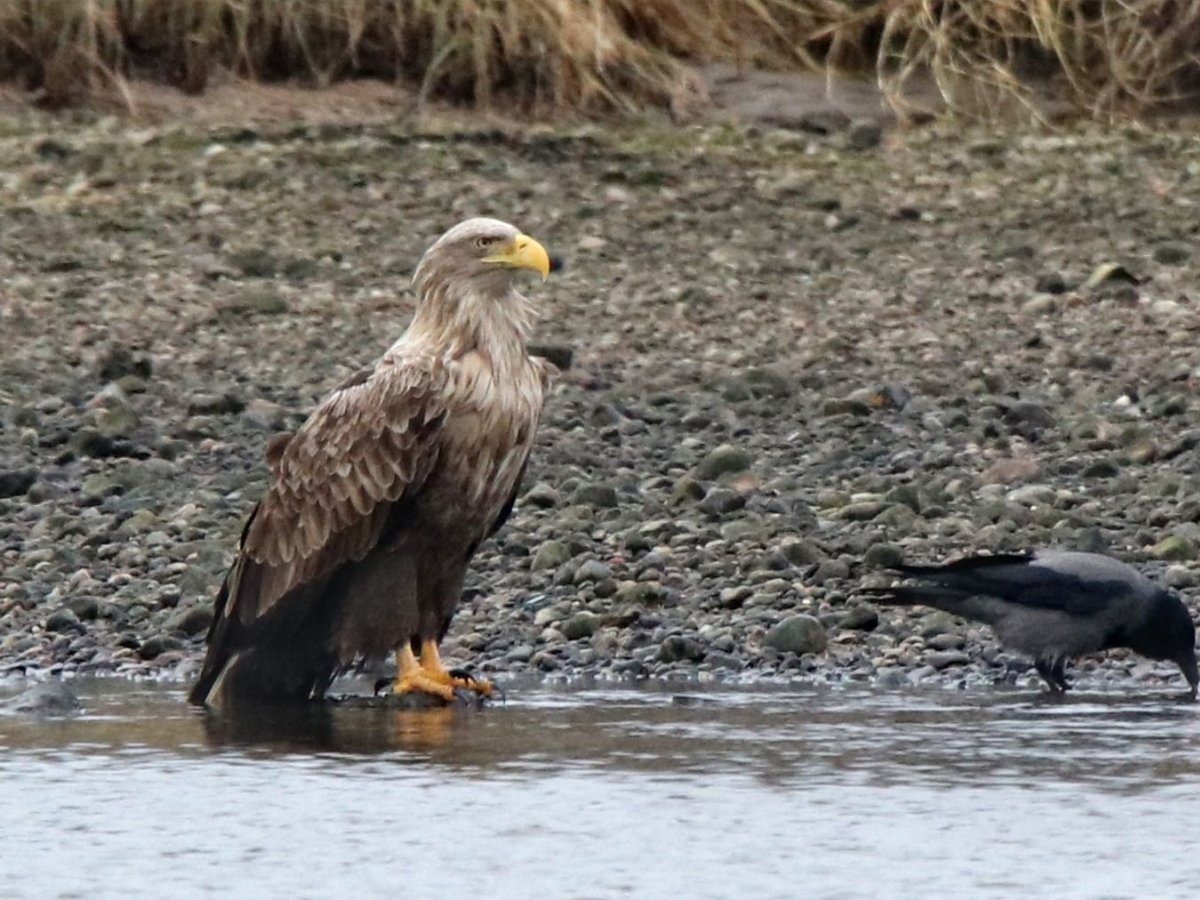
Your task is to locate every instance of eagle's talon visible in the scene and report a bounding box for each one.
[447,667,476,683]
[391,668,457,703]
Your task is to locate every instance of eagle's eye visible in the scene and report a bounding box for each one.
[475,236,498,250]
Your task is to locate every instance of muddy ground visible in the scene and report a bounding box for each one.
[0,95,1198,696]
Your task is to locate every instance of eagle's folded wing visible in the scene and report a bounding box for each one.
[224,355,448,628]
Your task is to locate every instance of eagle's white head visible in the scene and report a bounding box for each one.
[408,217,558,354]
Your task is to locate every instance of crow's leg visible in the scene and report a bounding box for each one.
[1050,657,1071,692]
[1034,658,1066,693]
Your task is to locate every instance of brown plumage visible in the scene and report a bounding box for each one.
[189,217,556,707]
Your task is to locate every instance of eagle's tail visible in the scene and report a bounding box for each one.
[188,553,338,708]
[188,557,249,707]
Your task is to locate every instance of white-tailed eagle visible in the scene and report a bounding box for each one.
[189,217,557,707]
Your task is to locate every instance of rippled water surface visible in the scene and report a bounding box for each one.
[1,680,1197,898]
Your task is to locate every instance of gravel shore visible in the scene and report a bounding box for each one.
[1,110,1198,696]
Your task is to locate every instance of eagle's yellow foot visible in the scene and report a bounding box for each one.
[391,669,457,702]
[390,645,456,702]
[444,668,496,698]
[420,640,496,698]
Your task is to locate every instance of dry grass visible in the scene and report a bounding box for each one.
[0,0,1196,121]
[867,0,1200,122]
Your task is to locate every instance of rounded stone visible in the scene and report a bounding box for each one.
[694,444,753,480]
[764,615,827,655]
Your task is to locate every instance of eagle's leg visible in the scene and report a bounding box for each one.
[391,644,457,702]
[419,639,495,697]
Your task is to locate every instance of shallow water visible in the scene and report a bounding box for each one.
[0,680,1197,899]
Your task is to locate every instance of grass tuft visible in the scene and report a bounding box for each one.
[0,1,1195,121]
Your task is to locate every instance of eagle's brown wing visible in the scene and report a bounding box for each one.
[189,353,449,704]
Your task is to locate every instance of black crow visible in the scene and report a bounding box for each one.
[863,550,1199,699]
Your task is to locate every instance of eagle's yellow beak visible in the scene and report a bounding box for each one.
[483,233,551,280]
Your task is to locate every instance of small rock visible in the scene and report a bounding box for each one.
[779,539,822,567]
[863,543,903,569]
[118,509,161,534]
[590,403,623,427]
[188,393,246,416]
[614,582,668,605]
[839,607,878,631]
[719,586,754,609]
[694,444,754,480]
[44,608,81,633]
[34,138,74,161]
[765,109,849,134]
[919,611,961,638]
[981,456,1041,485]
[764,615,827,655]
[600,607,641,628]
[533,603,567,627]
[812,558,851,584]
[926,633,965,650]
[571,484,619,508]
[562,612,602,641]
[1081,458,1120,478]
[837,501,888,521]
[523,482,560,508]
[138,635,184,660]
[531,540,571,571]
[222,286,288,317]
[1004,401,1056,429]
[89,384,140,438]
[282,257,319,281]
[574,560,613,583]
[1151,535,1197,562]
[229,247,279,278]
[241,398,288,430]
[96,345,152,381]
[1006,484,1057,507]
[168,605,214,636]
[740,366,794,399]
[1164,565,1198,589]
[845,120,883,150]
[1034,273,1068,294]
[0,469,36,499]
[698,488,746,516]
[704,651,745,671]
[1153,243,1191,266]
[671,475,705,504]
[822,397,872,417]
[67,597,100,621]
[657,635,706,663]
[81,473,121,500]
[505,644,534,663]
[927,650,971,670]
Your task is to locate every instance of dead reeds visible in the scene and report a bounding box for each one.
[0,0,1195,121]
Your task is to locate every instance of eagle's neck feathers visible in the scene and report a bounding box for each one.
[400,276,533,366]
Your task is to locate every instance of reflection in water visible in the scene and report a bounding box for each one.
[199,701,466,755]
[3,680,1197,786]
[0,681,1198,898]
